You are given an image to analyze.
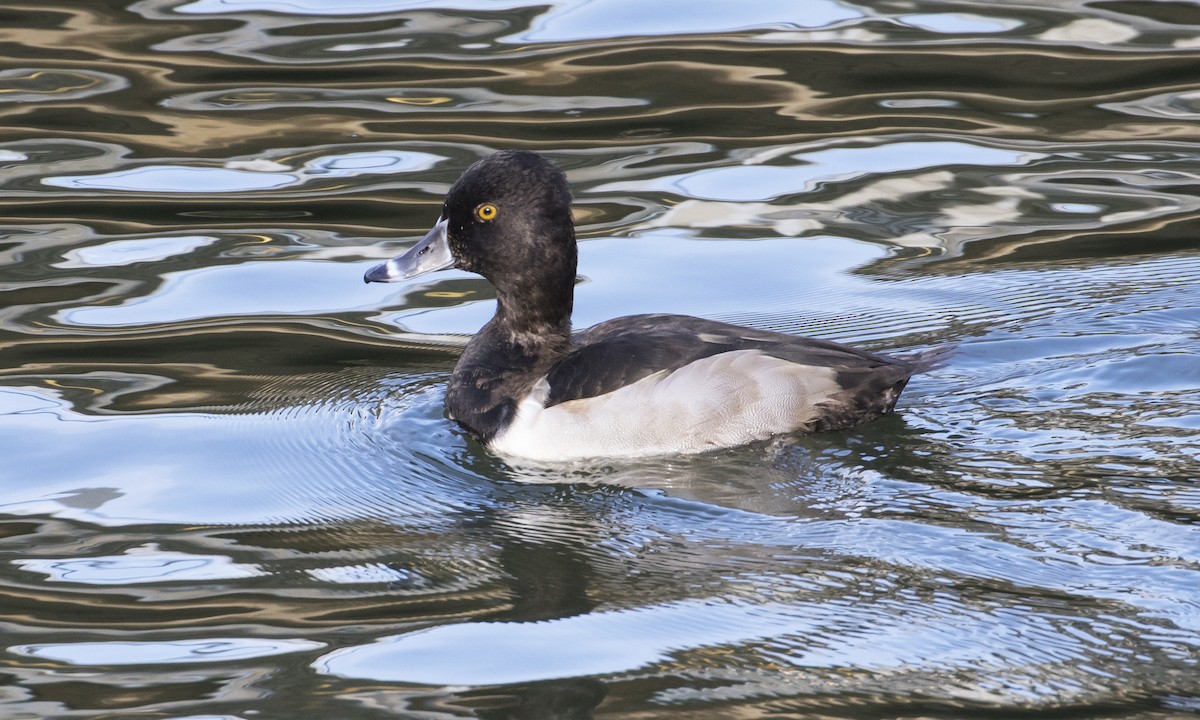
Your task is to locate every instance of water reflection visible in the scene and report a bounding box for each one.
[2,0,1199,717]
[16,544,265,584]
[57,259,393,326]
[55,234,220,268]
[16,638,325,665]
[316,599,827,686]
[0,69,128,103]
[167,86,645,114]
[42,149,443,193]
[595,140,1040,202]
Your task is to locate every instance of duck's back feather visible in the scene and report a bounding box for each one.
[489,314,947,462]
[546,313,931,425]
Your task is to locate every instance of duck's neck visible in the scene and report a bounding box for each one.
[454,276,575,383]
[492,282,573,350]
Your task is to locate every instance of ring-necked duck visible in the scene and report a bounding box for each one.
[365,150,947,462]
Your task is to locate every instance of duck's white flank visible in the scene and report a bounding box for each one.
[489,349,842,462]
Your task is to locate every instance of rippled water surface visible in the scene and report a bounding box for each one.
[2,1,1199,717]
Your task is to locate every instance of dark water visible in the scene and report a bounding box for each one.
[2,0,1199,717]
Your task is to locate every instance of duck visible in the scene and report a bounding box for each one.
[364,150,946,463]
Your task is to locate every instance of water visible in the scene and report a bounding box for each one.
[1,0,1199,717]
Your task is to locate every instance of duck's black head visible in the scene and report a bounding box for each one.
[365,150,577,332]
[443,151,576,287]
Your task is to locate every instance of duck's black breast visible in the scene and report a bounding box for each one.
[444,318,567,444]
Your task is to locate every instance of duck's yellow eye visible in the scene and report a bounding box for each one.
[475,203,498,221]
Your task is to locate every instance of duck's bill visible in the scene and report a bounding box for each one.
[364,217,454,283]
